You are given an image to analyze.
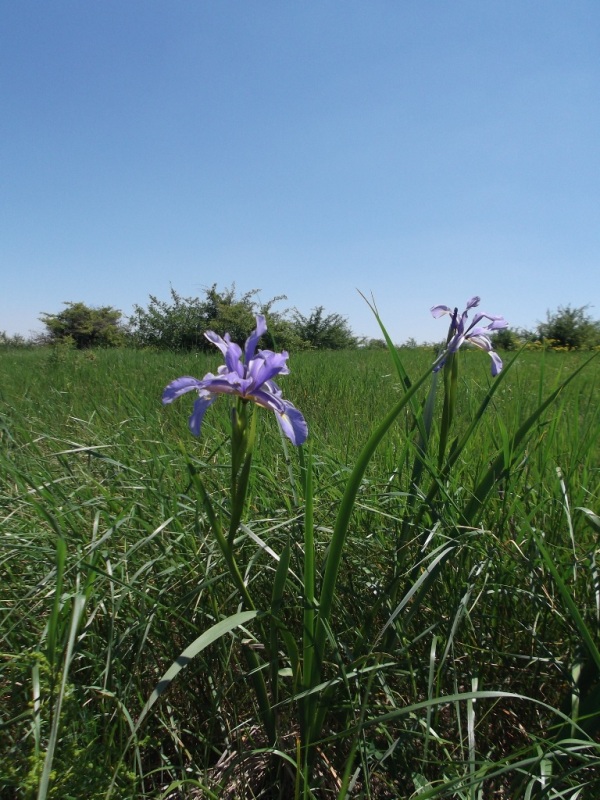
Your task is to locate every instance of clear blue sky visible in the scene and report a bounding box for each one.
[2,1,599,344]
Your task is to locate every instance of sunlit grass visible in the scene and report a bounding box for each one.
[1,344,599,798]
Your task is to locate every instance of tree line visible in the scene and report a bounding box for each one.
[493,304,600,351]
[2,286,599,351]
[5,285,359,351]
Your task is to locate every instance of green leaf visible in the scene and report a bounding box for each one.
[577,506,600,535]
[135,610,258,732]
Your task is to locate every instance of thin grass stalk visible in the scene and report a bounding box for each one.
[461,352,598,525]
[310,356,445,747]
[37,588,87,800]
[228,401,257,545]
[532,529,600,675]
[45,533,67,684]
[187,465,255,611]
[300,446,317,749]
[467,675,478,800]
[269,542,291,707]
[424,634,438,764]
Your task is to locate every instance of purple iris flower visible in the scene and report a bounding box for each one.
[162,315,308,445]
[431,296,508,376]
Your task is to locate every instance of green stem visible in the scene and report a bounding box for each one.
[438,350,458,468]
[186,423,277,744]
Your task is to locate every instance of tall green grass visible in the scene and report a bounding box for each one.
[1,343,599,798]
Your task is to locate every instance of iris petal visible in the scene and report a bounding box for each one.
[244,315,268,363]
[275,401,308,446]
[246,351,290,388]
[430,304,452,318]
[162,376,203,404]
[189,394,217,436]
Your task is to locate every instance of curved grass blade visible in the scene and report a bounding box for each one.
[136,610,258,731]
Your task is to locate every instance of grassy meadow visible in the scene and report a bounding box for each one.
[1,344,600,799]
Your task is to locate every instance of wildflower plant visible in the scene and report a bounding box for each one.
[160,316,307,745]
[131,296,599,797]
[431,296,507,466]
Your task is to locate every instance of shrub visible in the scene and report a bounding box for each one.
[537,304,600,350]
[39,302,126,349]
[291,306,357,350]
[129,286,355,351]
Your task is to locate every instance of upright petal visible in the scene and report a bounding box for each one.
[467,313,487,330]
[446,332,466,353]
[244,315,268,363]
[205,331,244,376]
[204,330,228,357]
[246,350,290,389]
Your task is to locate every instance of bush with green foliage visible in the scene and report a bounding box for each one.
[361,337,389,349]
[537,304,600,350]
[492,326,522,351]
[129,285,357,352]
[493,306,600,351]
[39,302,126,349]
[0,331,33,349]
[129,284,304,352]
[128,287,218,350]
[291,305,357,350]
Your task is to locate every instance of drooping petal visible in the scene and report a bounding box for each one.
[162,376,204,404]
[466,330,494,348]
[245,386,287,414]
[189,393,218,436]
[489,350,503,377]
[465,296,481,310]
[244,315,268,363]
[274,401,308,445]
